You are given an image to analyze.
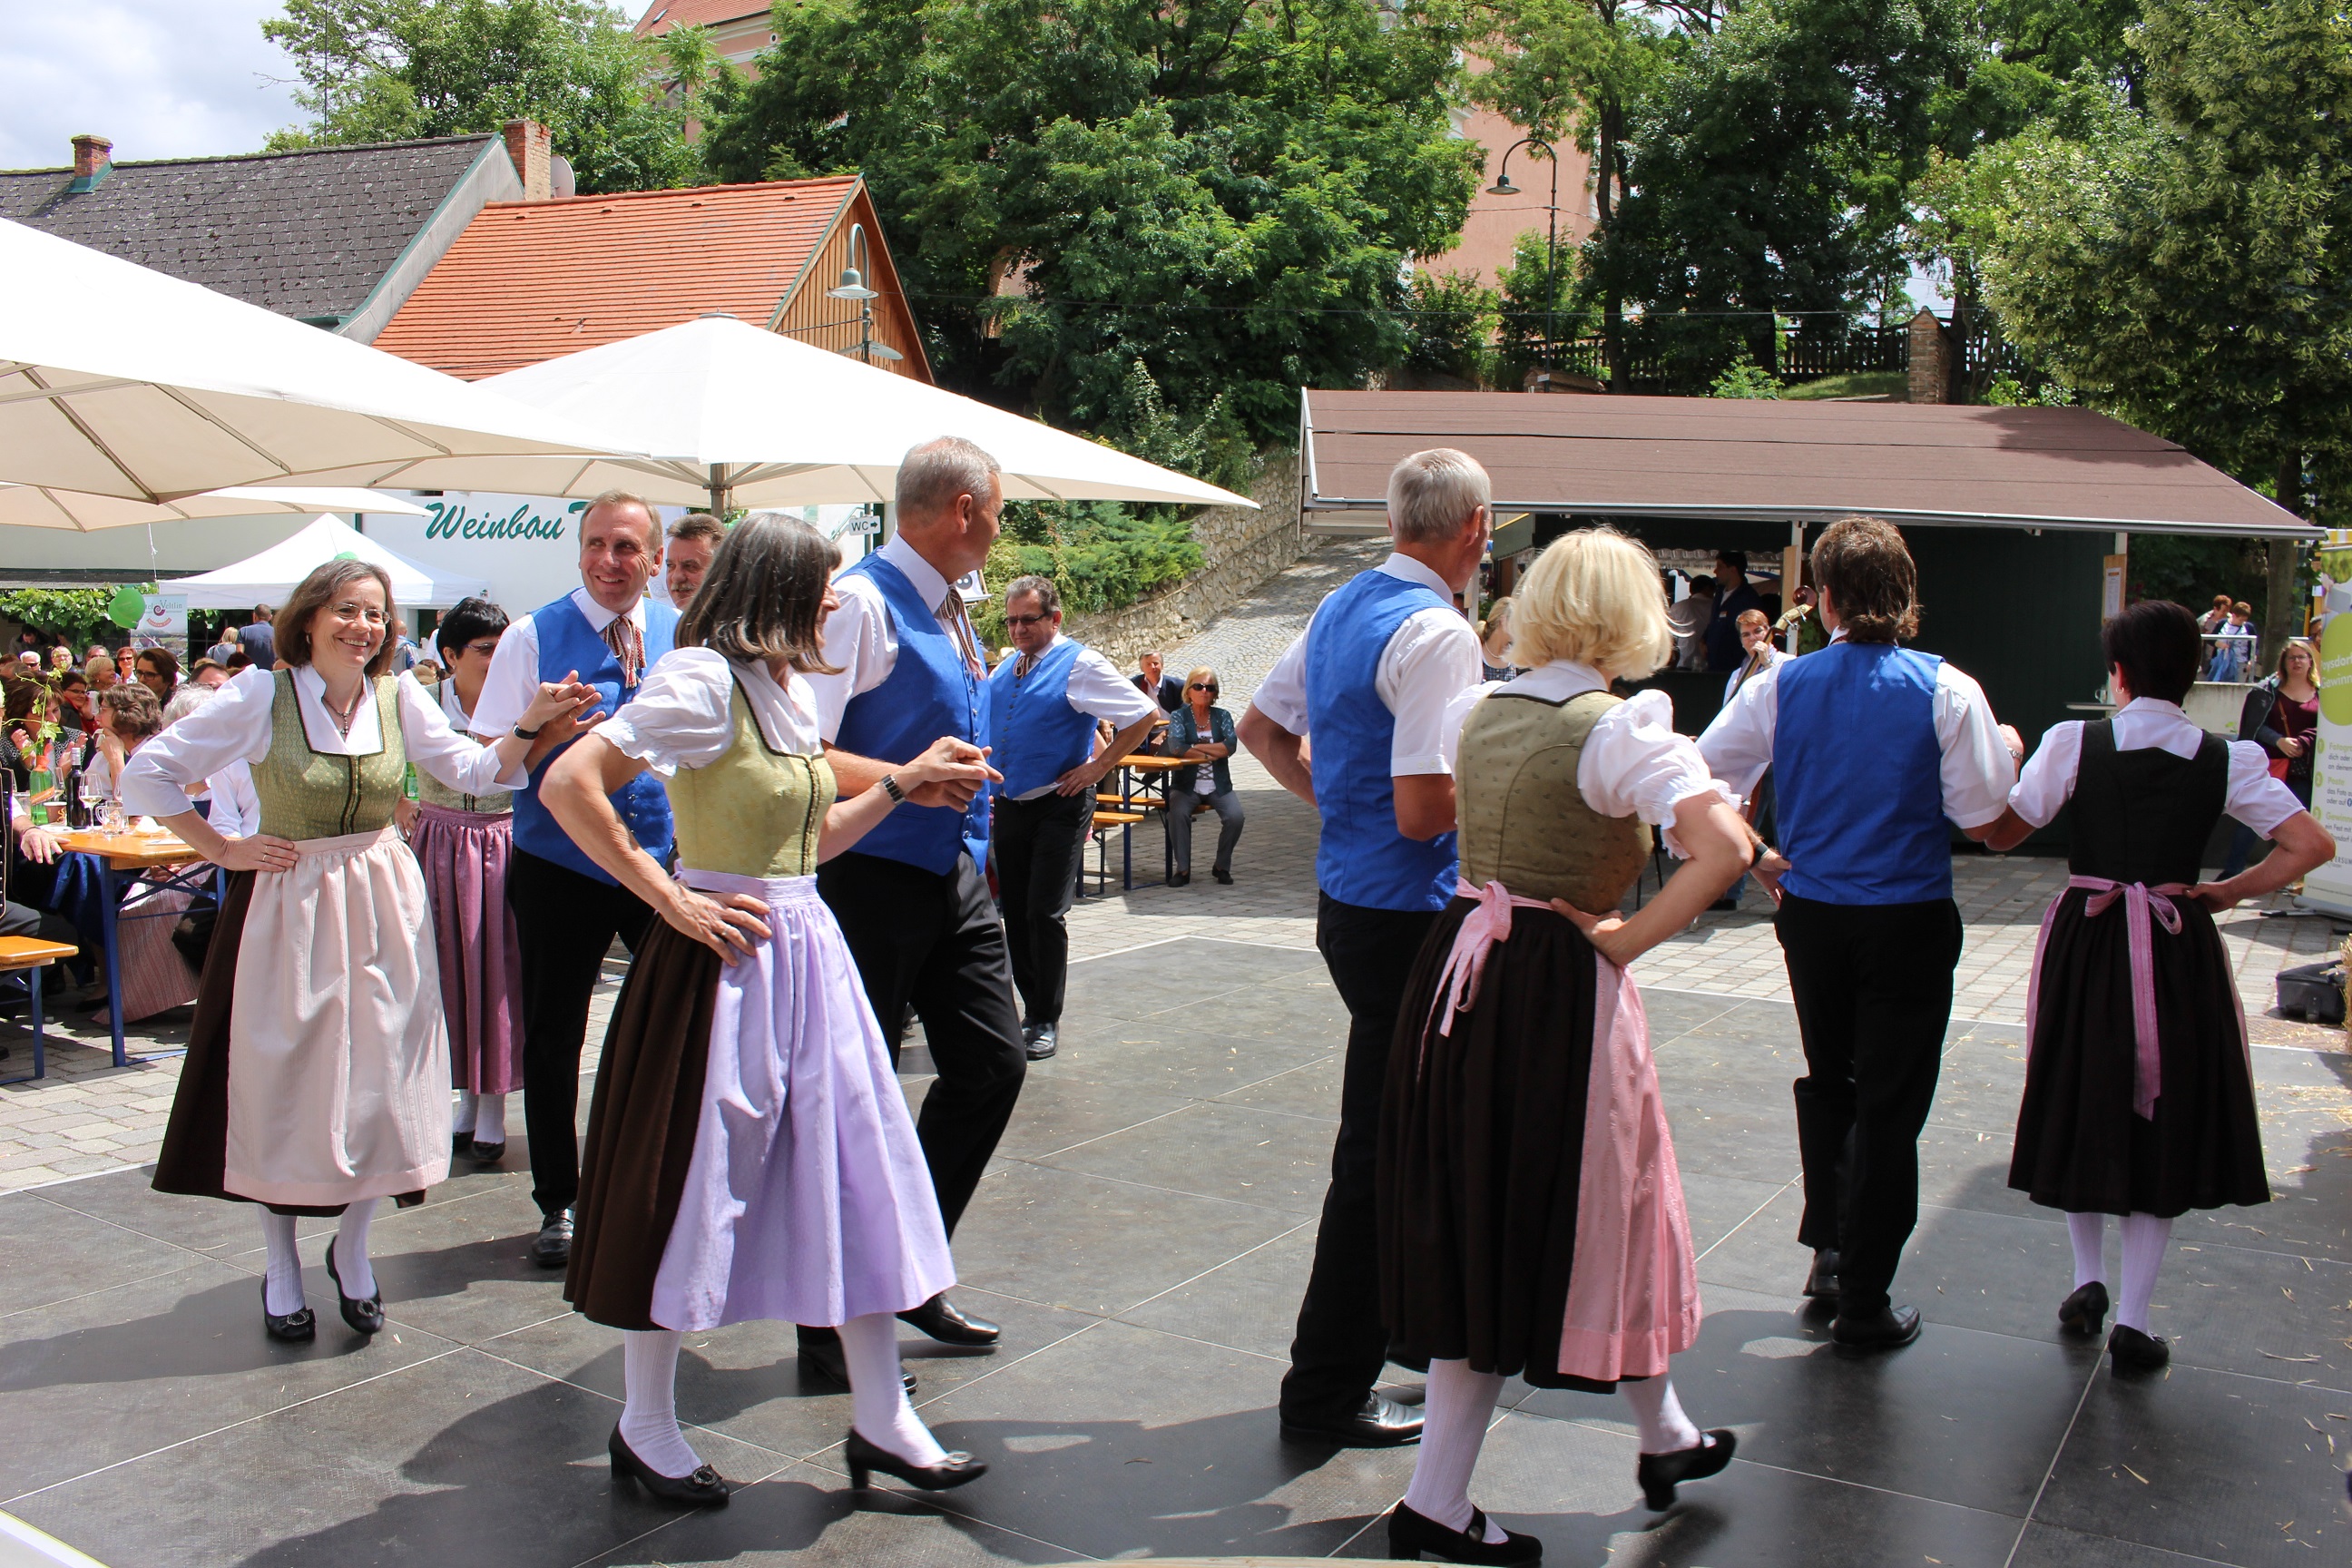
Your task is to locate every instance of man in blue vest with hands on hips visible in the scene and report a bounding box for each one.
[801,436,1020,1387]
[1700,515,2024,1354]
[987,574,1160,1061]
[472,490,676,1269]
[1240,448,1492,1446]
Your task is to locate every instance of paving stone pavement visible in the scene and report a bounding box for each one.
[5,534,2345,1202]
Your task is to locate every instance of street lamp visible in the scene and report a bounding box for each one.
[1487,137,1562,387]
[825,223,904,365]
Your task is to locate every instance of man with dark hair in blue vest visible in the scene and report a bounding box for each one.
[989,574,1159,1060]
[1700,514,2024,1353]
[1240,447,1492,1446]
[800,435,1018,1384]
[473,491,676,1269]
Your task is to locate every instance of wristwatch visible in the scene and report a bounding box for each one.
[879,773,906,803]
[512,721,544,740]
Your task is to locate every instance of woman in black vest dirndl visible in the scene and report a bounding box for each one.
[1984,601,2331,1374]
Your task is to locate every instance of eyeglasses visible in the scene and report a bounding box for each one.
[328,601,388,627]
[1189,681,1219,693]
[1004,612,1052,629]
[461,640,501,658]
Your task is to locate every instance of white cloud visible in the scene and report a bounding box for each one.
[0,0,304,171]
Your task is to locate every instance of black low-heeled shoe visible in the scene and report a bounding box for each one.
[260,1279,315,1343]
[1387,1501,1542,1564]
[1637,1429,1737,1511]
[467,1139,505,1166]
[2058,1281,2110,1338]
[844,1428,987,1491]
[609,1426,731,1508]
[322,1239,385,1336]
[2109,1324,2171,1374]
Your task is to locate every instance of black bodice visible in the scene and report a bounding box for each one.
[2065,720,2227,887]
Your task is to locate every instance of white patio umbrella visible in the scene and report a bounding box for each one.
[161,513,492,611]
[0,219,637,502]
[242,313,1257,512]
[0,485,427,530]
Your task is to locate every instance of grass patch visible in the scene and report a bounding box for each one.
[1780,371,1907,401]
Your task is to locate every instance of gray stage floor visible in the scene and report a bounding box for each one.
[2,936,2346,1566]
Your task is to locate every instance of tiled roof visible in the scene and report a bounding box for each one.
[633,0,768,35]
[0,136,498,324]
[372,177,865,378]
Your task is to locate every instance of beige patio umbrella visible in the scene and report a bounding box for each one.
[0,485,427,530]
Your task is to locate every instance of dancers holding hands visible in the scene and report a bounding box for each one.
[542,515,1001,1507]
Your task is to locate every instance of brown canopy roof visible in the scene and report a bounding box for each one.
[1299,390,2317,539]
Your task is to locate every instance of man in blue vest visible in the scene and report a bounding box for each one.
[473,490,675,1269]
[988,574,1159,1060]
[1240,448,1492,1446]
[802,436,1020,1376]
[1700,515,2024,1353]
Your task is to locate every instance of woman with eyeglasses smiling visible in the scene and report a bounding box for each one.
[122,561,599,1348]
[1161,666,1244,887]
[413,597,530,1165]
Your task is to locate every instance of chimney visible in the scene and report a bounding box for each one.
[502,119,553,201]
[1906,308,1949,405]
[68,134,113,192]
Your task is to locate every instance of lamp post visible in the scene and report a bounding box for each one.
[825,223,904,367]
[1487,137,1561,388]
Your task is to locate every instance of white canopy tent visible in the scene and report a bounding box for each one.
[161,514,492,611]
[0,485,427,531]
[0,220,636,503]
[243,314,1256,513]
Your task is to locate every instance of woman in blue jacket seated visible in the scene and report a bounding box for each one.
[1161,665,1244,887]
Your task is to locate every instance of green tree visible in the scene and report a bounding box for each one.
[1399,271,1500,387]
[1493,229,1593,387]
[1972,0,2352,645]
[701,0,1480,445]
[261,0,726,194]
[1585,0,1969,389]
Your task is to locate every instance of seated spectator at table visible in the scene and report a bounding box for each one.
[113,647,137,685]
[1161,666,1245,887]
[15,652,40,676]
[54,671,90,737]
[1130,651,1185,713]
[187,659,230,691]
[134,647,180,705]
[79,682,162,808]
[49,645,74,674]
[83,653,111,688]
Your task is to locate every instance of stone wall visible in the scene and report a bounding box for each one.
[1062,446,1306,666]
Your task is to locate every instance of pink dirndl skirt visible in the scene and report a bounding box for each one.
[410,802,524,1095]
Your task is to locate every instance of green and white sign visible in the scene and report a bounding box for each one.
[360,494,590,613]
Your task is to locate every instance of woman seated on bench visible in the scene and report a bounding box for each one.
[1161,666,1243,887]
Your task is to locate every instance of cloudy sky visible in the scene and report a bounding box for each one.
[3,0,301,171]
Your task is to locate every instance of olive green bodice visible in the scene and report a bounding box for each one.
[1455,689,1652,910]
[250,671,409,839]
[414,690,511,814]
[667,681,836,877]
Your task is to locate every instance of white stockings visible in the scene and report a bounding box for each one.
[259,1210,304,1316]
[333,1199,379,1301]
[1403,1360,1507,1540]
[452,1090,508,1143]
[2068,1211,2107,1289]
[1621,1375,1700,1455]
[620,1328,706,1479]
[2063,1211,2171,1331]
[840,1312,947,1468]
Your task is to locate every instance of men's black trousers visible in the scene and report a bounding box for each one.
[509,848,653,1219]
[1279,892,1440,1426]
[993,790,1092,1027]
[817,848,1028,1234]
[1775,890,1964,1319]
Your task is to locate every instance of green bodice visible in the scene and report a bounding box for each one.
[667,680,836,877]
[414,690,511,814]
[1455,688,1652,910]
[250,672,409,840]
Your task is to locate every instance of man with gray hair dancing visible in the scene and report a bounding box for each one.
[799,436,1023,1382]
[1240,447,1494,1447]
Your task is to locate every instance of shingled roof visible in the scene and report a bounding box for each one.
[0,135,506,328]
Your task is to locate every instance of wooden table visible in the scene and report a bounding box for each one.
[0,935,79,1084]
[54,829,213,1068]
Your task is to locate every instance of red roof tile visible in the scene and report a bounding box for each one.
[372,177,926,381]
[633,0,766,36]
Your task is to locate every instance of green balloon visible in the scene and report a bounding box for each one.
[106,585,144,629]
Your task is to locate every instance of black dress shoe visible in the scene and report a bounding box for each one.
[452,1131,475,1159]
[799,1330,917,1396]
[322,1239,384,1336]
[467,1138,505,1166]
[2109,1324,2171,1374]
[1387,1501,1541,1564]
[1831,1305,1923,1353]
[1024,1022,1058,1061]
[844,1427,987,1491]
[1803,1249,1840,1302]
[533,1208,573,1269]
[1211,867,1233,885]
[898,1293,1001,1347]
[1637,1429,1737,1510]
[260,1279,315,1343]
[2058,1281,2111,1338]
[1173,871,1191,887]
[608,1426,730,1508]
[1280,1392,1423,1447]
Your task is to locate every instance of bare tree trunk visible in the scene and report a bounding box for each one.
[2265,449,2306,658]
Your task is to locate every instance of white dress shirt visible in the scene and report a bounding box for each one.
[204,762,260,838]
[805,534,985,743]
[121,665,521,821]
[1697,642,2016,829]
[471,585,652,740]
[2009,698,2303,837]
[600,650,825,776]
[1003,632,1159,800]
[1723,645,1789,705]
[1441,662,1735,854]
[1251,554,1484,777]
